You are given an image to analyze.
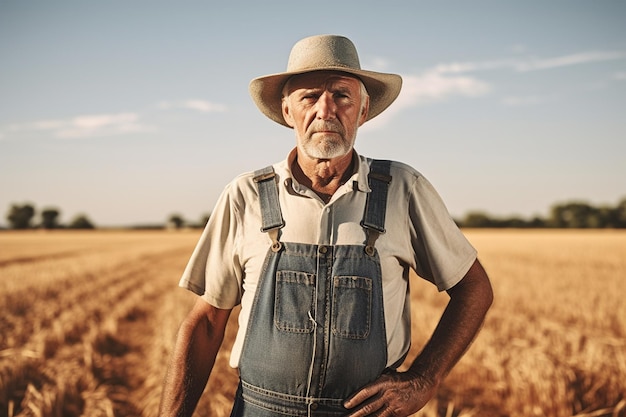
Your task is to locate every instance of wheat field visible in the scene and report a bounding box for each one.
[0,229,624,417]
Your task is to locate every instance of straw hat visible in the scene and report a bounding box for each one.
[249,34,403,127]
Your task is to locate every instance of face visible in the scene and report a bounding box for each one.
[281,71,369,160]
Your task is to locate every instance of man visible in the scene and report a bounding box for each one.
[159,34,493,417]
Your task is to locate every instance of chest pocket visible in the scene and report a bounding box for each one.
[274,270,316,333]
[332,275,373,339]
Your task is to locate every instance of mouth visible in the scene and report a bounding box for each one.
[312,128,341,135]
[309,122,344,137]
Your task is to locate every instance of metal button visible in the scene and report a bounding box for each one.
[365,245,375,256]
[310,402,319,411]
[318,245,328,254]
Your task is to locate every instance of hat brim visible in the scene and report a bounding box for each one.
[249,67,402,128]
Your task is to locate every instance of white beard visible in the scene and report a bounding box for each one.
[301,135,353,159]
[300,120,357,159]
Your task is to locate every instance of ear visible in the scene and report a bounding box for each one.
[281,98,295,127]
[358,96,370,126]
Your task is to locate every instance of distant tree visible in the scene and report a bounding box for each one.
[499,217,528,228]
[550,202,604,228]
[612,198,626,228]
[68,214,95,229]
[462,212,493,228]
[527,216,546,228]
[590,207,612,228]
[168,214,185,229]
[40,208,61,229]
[7,203,36,229]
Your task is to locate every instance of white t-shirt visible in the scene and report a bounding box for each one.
[179,149,477,368]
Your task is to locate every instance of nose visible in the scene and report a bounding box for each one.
[315,92,336,120]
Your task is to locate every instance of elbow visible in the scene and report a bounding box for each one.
[483,279,494,313]
[480,260,494,310]
[473,262,494,313]
[465,273,493,316]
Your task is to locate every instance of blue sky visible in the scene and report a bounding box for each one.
[1,1,625,227]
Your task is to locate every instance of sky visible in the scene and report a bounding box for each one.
[1,1,625,227]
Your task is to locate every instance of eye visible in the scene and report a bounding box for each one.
[301,93,319,102]
[333,89,352,100]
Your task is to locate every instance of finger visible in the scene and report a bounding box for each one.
[345,397,386,417]
[344,385,380,409]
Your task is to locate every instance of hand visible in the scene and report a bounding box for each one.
[343,369,438,416]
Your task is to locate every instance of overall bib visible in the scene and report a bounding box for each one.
[230,161,392,417]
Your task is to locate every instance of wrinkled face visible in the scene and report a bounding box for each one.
[281,71,369,160]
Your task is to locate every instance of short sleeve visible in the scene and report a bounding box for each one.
[409,175,477,291]
[178,183,243,308]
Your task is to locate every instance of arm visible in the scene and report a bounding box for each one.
[159,298,232,417]
[344,258,493,416]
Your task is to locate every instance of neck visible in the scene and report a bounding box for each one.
[292,150,354,203]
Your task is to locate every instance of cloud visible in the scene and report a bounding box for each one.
[434,59,515,74]
[3,98,228,140]
[434,50,626,75]
[361,49,626,130]
[516,51,626,72]
[362,70,491,131]
[363,56,393,72]
[398,71,491,106]
[157,99,228,113]
[6,112,155,139]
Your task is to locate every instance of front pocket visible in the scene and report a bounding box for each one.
[274,270,316,333]
[332,276,372,339]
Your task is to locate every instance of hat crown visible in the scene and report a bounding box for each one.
[287,35,362,73]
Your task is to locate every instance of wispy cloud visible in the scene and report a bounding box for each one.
[363,56,393,72]
[2,98,229,140]
[434,59,515,74]
[517,51,626,72]
[362,48,626,130]
[362,69,491,131]
[398,71,490,106]
[157,99,228,113]
[435,50,626,74]
[7,112,155,139]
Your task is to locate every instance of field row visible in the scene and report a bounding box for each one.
[0,232,199,417]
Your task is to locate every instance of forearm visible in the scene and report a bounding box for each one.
[409,259,493,385]
[159,302,231,417]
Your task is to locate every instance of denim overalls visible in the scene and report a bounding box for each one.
[230,160,392,417]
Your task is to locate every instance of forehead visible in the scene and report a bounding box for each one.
[285,71,362,92]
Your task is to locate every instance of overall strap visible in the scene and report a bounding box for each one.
[361,160,392,255]
[253,166,285,252]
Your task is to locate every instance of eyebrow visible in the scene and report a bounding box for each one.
[299,82,354,93]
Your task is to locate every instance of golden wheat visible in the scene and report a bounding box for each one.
[1,229,624,417]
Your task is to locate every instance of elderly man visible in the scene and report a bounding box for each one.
[159,35,493,417]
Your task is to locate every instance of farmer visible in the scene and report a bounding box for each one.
[159,34,493,417]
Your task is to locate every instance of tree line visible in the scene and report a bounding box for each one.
[2,203,211,230]
[4,198,626,230]
[5,204,96,230]
[456,197,626,228]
